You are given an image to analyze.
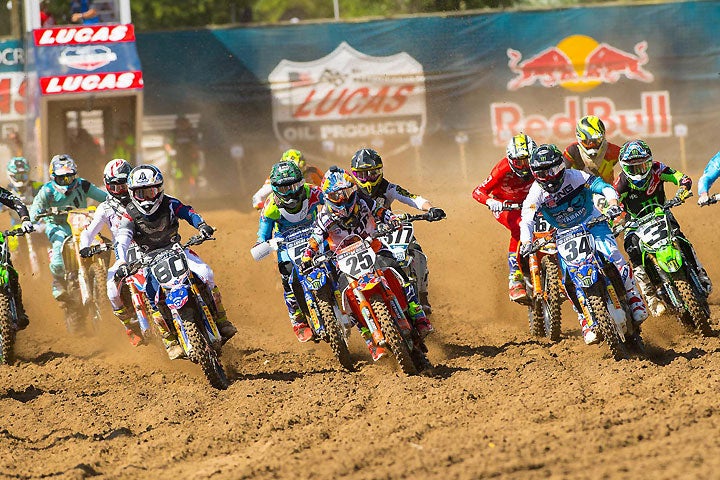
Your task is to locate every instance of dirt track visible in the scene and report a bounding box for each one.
[2,162,720,480]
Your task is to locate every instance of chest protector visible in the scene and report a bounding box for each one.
[125,197,180,250]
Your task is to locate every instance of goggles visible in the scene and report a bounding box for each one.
[623,158,651,177]
[352,168,382,183]
[9,172,29,183]
[326,185,357,204]
[581,137,603,150]
[106,182,128,195]
[274,179,304,196]
[132,186,162,201]
[54,174,76,186]
[533,163,564,181]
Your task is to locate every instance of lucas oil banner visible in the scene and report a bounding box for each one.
[18,1,720,171]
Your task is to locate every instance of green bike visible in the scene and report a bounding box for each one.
[625,198,712,336]
[0,229,30,364]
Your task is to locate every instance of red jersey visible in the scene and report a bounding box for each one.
[472,158,534,204]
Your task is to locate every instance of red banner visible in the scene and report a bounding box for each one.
[39,71,143,95]
[33,24,135,46]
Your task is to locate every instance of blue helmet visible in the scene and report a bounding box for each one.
[321,168,358,218]
[49,154,78,193]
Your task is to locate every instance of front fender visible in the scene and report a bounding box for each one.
[301,267,327,291]
[165,285,190,310]
[654,245,683,273]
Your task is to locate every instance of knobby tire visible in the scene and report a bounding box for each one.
[316,286,353,371]
[179,305,229,390]
[369,294,417,375]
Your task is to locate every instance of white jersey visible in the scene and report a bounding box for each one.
[79,198,127,250]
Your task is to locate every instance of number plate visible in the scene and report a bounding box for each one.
[557,231,595,265]
[337,243,376,278]
[383,224,414,263]
[636,216,670,250]
[149,248,189,286]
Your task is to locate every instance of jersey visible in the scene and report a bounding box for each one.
[309,197,393,253]
[563,142,621,184]
[614,161,691,217]
[256,185,324,243]
[29,178,107,229]
[79,197,127,250]
[698,150,720,195]
[472,158,534,204]
[367,178,428,210]
[114,195,205,262]
[0,187,30,222]
[520,169,617,243]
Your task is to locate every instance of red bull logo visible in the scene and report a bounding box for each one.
[507,35,653,92]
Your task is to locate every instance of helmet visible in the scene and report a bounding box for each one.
[103,159,132,199]
[350,148,384,194]
[269,161,306,213]
[49,154,78,192]
[7,157,30,189]
[127,164,164,215]
[506,134,537,179]
[619,139,653,188]
[529,144,566,193]
[576,115,607,159]
[322,168,358,218]
[281,149,306,171]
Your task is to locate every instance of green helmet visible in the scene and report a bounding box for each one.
[7,157,30,188]
[270,161,306,213]
[619,139,653,189]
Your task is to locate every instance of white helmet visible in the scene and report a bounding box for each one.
[103,159,132,199]
[128,164,164,215]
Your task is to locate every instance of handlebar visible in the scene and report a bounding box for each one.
[117,234,214,281]
[501,202,523,211]
[34,206,92,220]
[700,193,720,206]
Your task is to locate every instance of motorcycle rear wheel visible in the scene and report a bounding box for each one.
[369,294,417,375]
[316,286,353,371]
[0,292,16,365]
[178,305,229,390]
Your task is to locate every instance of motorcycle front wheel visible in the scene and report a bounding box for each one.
[0,292,16,364]
[178,305,229,390]
[315,285,353,371]
[369,294,417,375]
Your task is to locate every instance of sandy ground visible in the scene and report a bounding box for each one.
[2,159,720,480]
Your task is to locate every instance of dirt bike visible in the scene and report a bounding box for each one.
[0,229,30,365]
[514,207,564,342]
[35,207,112,333]
[251,226,354,371]
[536,215,644,360]
[331,224,432,375]
[380,211,445,314]
[621,198,712,336]
[120,234,229,390]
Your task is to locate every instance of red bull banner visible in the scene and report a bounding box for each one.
[134,1,719,169]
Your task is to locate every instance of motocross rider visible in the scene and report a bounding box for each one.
[697,149,720,206]
[30,154,107,309]
[350,148,445,313]
[0,181,34,329]
[113,164,237,343]
[562,115,621,184]
[519,144,648,345]
[256,161,325,343]
[301,168,433,362]
[472,134,537,304]
[252,149,324,210]
[3,157,44,255]
[613,139,711,316]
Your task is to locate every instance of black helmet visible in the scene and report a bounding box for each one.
[529,144,566,193]
[350,148,383,194]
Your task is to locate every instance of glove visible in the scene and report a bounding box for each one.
[605,205,624,220]
[388,215,403,229]
[79,247,93,258]
[428,207,446,221]
[21,220,34,234]
[675,187,691,202]
[198,223,215,239]
[253,201,264,210]
[300,251,314,271]
[486,199,503,213]
[113,263,131,283]
[698,193,709,206]
[519,242,534,257]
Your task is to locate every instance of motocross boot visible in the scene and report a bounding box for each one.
[114,306,143,347]
[150,309,184,360]
[625,289,649,325]
[419,291,432,315]
[290,310,314,343]
[211,286,237,341]
[403,281,434,338]
[508,271,530,305]
[633,266,665,317]
[51,275,69,303]
[579,314,599,345]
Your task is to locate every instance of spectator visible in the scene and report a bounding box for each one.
[165,115,201,197]
[70,0,99,24]
[5,130,23,157]
[111,122,135,163]
[40,1,56,27]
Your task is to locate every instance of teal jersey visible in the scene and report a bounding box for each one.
[30,178,107,228]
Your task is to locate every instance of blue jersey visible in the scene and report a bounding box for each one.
[698,151,720,195]
[519,169,617,243]
[256,185,324,243]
